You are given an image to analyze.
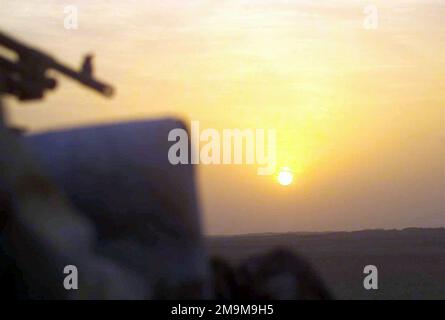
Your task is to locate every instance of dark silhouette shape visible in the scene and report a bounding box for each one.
[212,248,333,300]
[81,54,94,78]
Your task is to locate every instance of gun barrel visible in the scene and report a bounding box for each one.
[0,31,30,54]
[0,31,114,97]
[52,62,114,97]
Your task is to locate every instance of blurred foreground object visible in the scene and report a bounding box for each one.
[26,120,210,298]
[0,119,210,299]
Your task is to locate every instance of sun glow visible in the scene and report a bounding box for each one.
[277,167,293,186]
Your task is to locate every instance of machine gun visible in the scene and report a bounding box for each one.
[0,30,114,127]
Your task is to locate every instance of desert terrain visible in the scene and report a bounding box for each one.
[207,228,445,299]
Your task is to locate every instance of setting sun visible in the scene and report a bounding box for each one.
[277,168,293,186]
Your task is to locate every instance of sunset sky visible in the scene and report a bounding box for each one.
[1,0,445,234]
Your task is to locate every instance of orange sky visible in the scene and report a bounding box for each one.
[1,0,445,234]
